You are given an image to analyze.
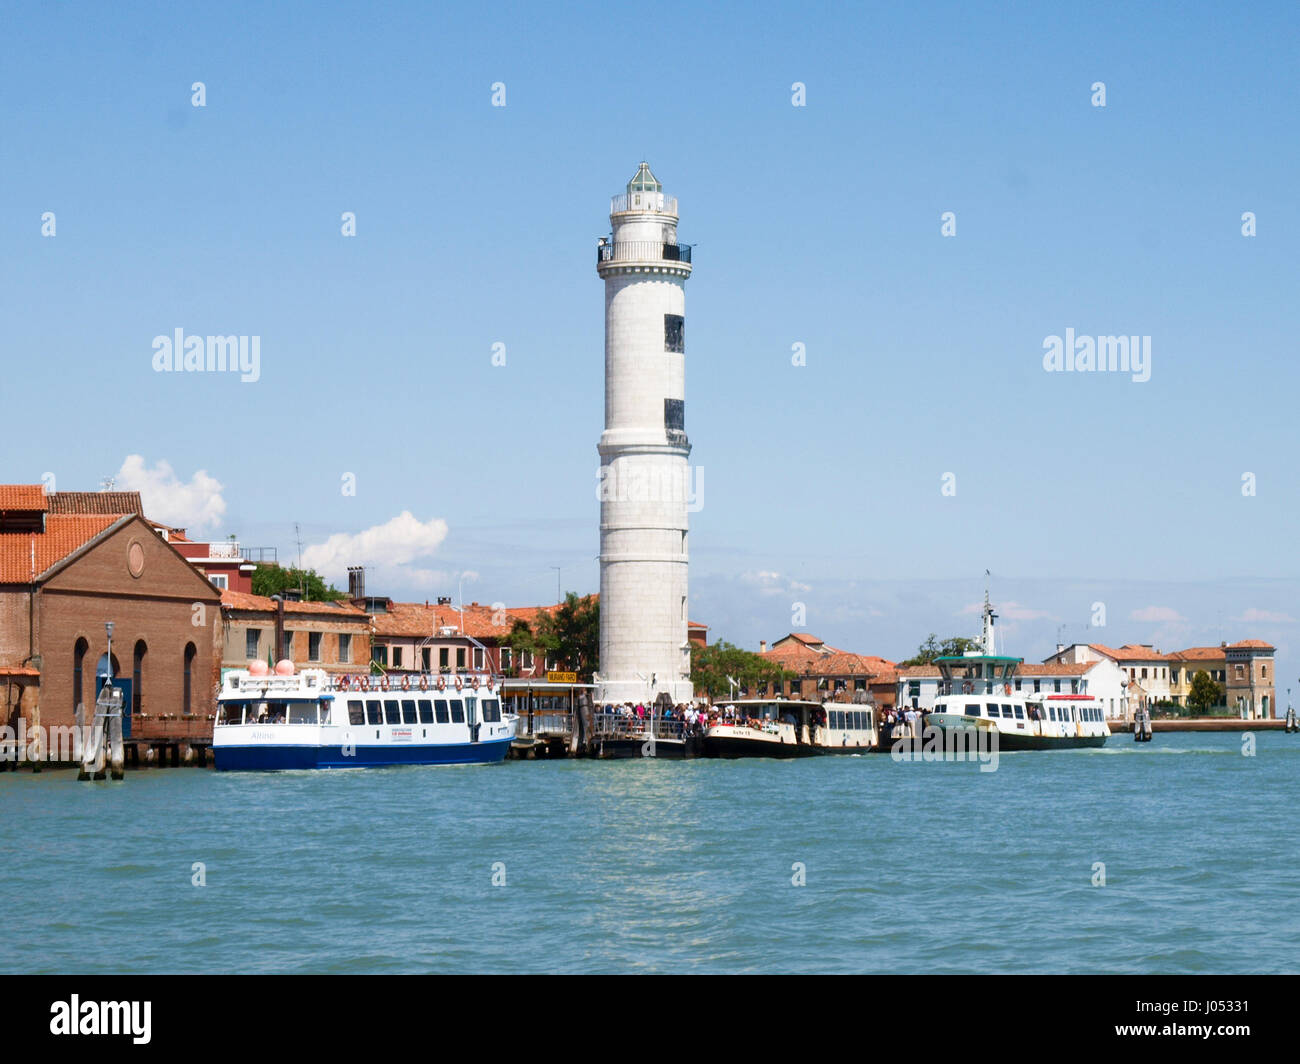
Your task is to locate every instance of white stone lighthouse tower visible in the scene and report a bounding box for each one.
[595,162,694,706]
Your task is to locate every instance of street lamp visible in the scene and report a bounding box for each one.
[104,621,115,684]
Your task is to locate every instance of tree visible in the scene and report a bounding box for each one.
[506,593,599,681]
[900,633,981,667]
[251,563,345,602]
[691,641,793,700]
[1186,670,1225,715]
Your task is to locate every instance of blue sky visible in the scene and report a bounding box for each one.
[3,1,1298,695]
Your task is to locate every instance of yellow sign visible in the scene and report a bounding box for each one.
[546,671,578,684]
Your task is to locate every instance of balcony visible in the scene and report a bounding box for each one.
[596,241,692,268]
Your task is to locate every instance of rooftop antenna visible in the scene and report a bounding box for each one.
[294,523,306,599]
[100,476,115,492]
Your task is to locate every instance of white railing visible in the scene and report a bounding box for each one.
[209,541,241,559]
[610,193,677,215]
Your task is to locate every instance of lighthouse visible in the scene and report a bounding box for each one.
[595,163,694,706]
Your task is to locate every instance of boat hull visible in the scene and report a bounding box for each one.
[213,736,514,771]
[594,736,702,759]
[702,734,870,759]
[926,721,1108,751]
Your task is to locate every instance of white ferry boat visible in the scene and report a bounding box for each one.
[702,699,877,758]
[924,591,1110,751]
[213,661,518,771]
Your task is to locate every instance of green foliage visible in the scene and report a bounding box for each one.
[900,634,981,667]
[1186,670,1225,715]
[251,563,345,602]
[506,593,599,681]
[691,640,793,700]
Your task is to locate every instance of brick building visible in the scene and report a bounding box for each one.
[1224,639,1276,719]
[219,590,371,678]
[1,486,222,749]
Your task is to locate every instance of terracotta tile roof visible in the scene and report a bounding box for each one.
[1226,639,1274,650]
[0,485,49,511]
[369,599,591,640]
[220,590,367,617]
[0,664,41,678]
[1170,646,1226,661]
[1015,662,1091,677]
[47,491,144,516]
[1089,643,1170,662]
[0,515,120,583]
[896,665,942,678]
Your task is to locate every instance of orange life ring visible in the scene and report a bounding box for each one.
[379,675,390,692]
[338,675,350,691]
[436,676,446,691]
[471,676,481,691]
[419,675,429,691]
[359,676,370,692]
[487,678,495,691]
[400,675,411,691]
[962,681,973,694]
[454,676,464,691]
[1004,683,1012,696]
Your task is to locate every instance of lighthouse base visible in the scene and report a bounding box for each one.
[595,677,694,709]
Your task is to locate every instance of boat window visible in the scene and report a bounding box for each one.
[217,703,243,726]
[288,703,318,725]
[1010,705,1023,719]
[450,700,466,723]
[1048,707,1056,721]
[986,704,999,718]
[418,699,434,724]
[401,699,418,724]
[348,700,365,725]
[482,698,501,722]
[365,700,382,725]
[384,700,402,725]
[964,704,979,716]
[434,699,450,723]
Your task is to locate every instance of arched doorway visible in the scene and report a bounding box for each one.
[72,638,89,715]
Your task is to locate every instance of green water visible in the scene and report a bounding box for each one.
[1,732,1296,973]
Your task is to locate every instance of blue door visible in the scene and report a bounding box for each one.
[96,655,132,739]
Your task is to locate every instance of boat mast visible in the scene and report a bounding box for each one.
[981,571,998,657]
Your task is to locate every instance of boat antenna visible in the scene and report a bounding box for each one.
[981,571,997,656]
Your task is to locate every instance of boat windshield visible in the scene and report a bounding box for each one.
[217,700,323,725]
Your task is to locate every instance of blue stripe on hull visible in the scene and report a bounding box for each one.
[213,737,513,771]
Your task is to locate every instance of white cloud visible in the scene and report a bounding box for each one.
[301,512,450,582]
[740,570,811,597]
[1130,606,1185,623]
[1235,608,1295,624]
[115,454,226,533]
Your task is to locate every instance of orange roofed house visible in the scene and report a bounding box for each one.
[0,485,222,755]
[757,633,896,710]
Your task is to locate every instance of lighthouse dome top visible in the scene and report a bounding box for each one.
[627,162,662,194]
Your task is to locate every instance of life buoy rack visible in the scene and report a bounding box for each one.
[436,676,446,691]
[962,681,974,694]
[400,675,411,692]
[418,675,429,692]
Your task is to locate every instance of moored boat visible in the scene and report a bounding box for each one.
[923,590,1109,751]
[213,661,518,771]
[702,699,877,758]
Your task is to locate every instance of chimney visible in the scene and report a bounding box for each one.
[1056,643,1064,654]
[347,566,365,601]
[760,640,768,653]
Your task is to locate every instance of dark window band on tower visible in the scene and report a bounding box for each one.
[664,314,684,353]
[664,398,685,432]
